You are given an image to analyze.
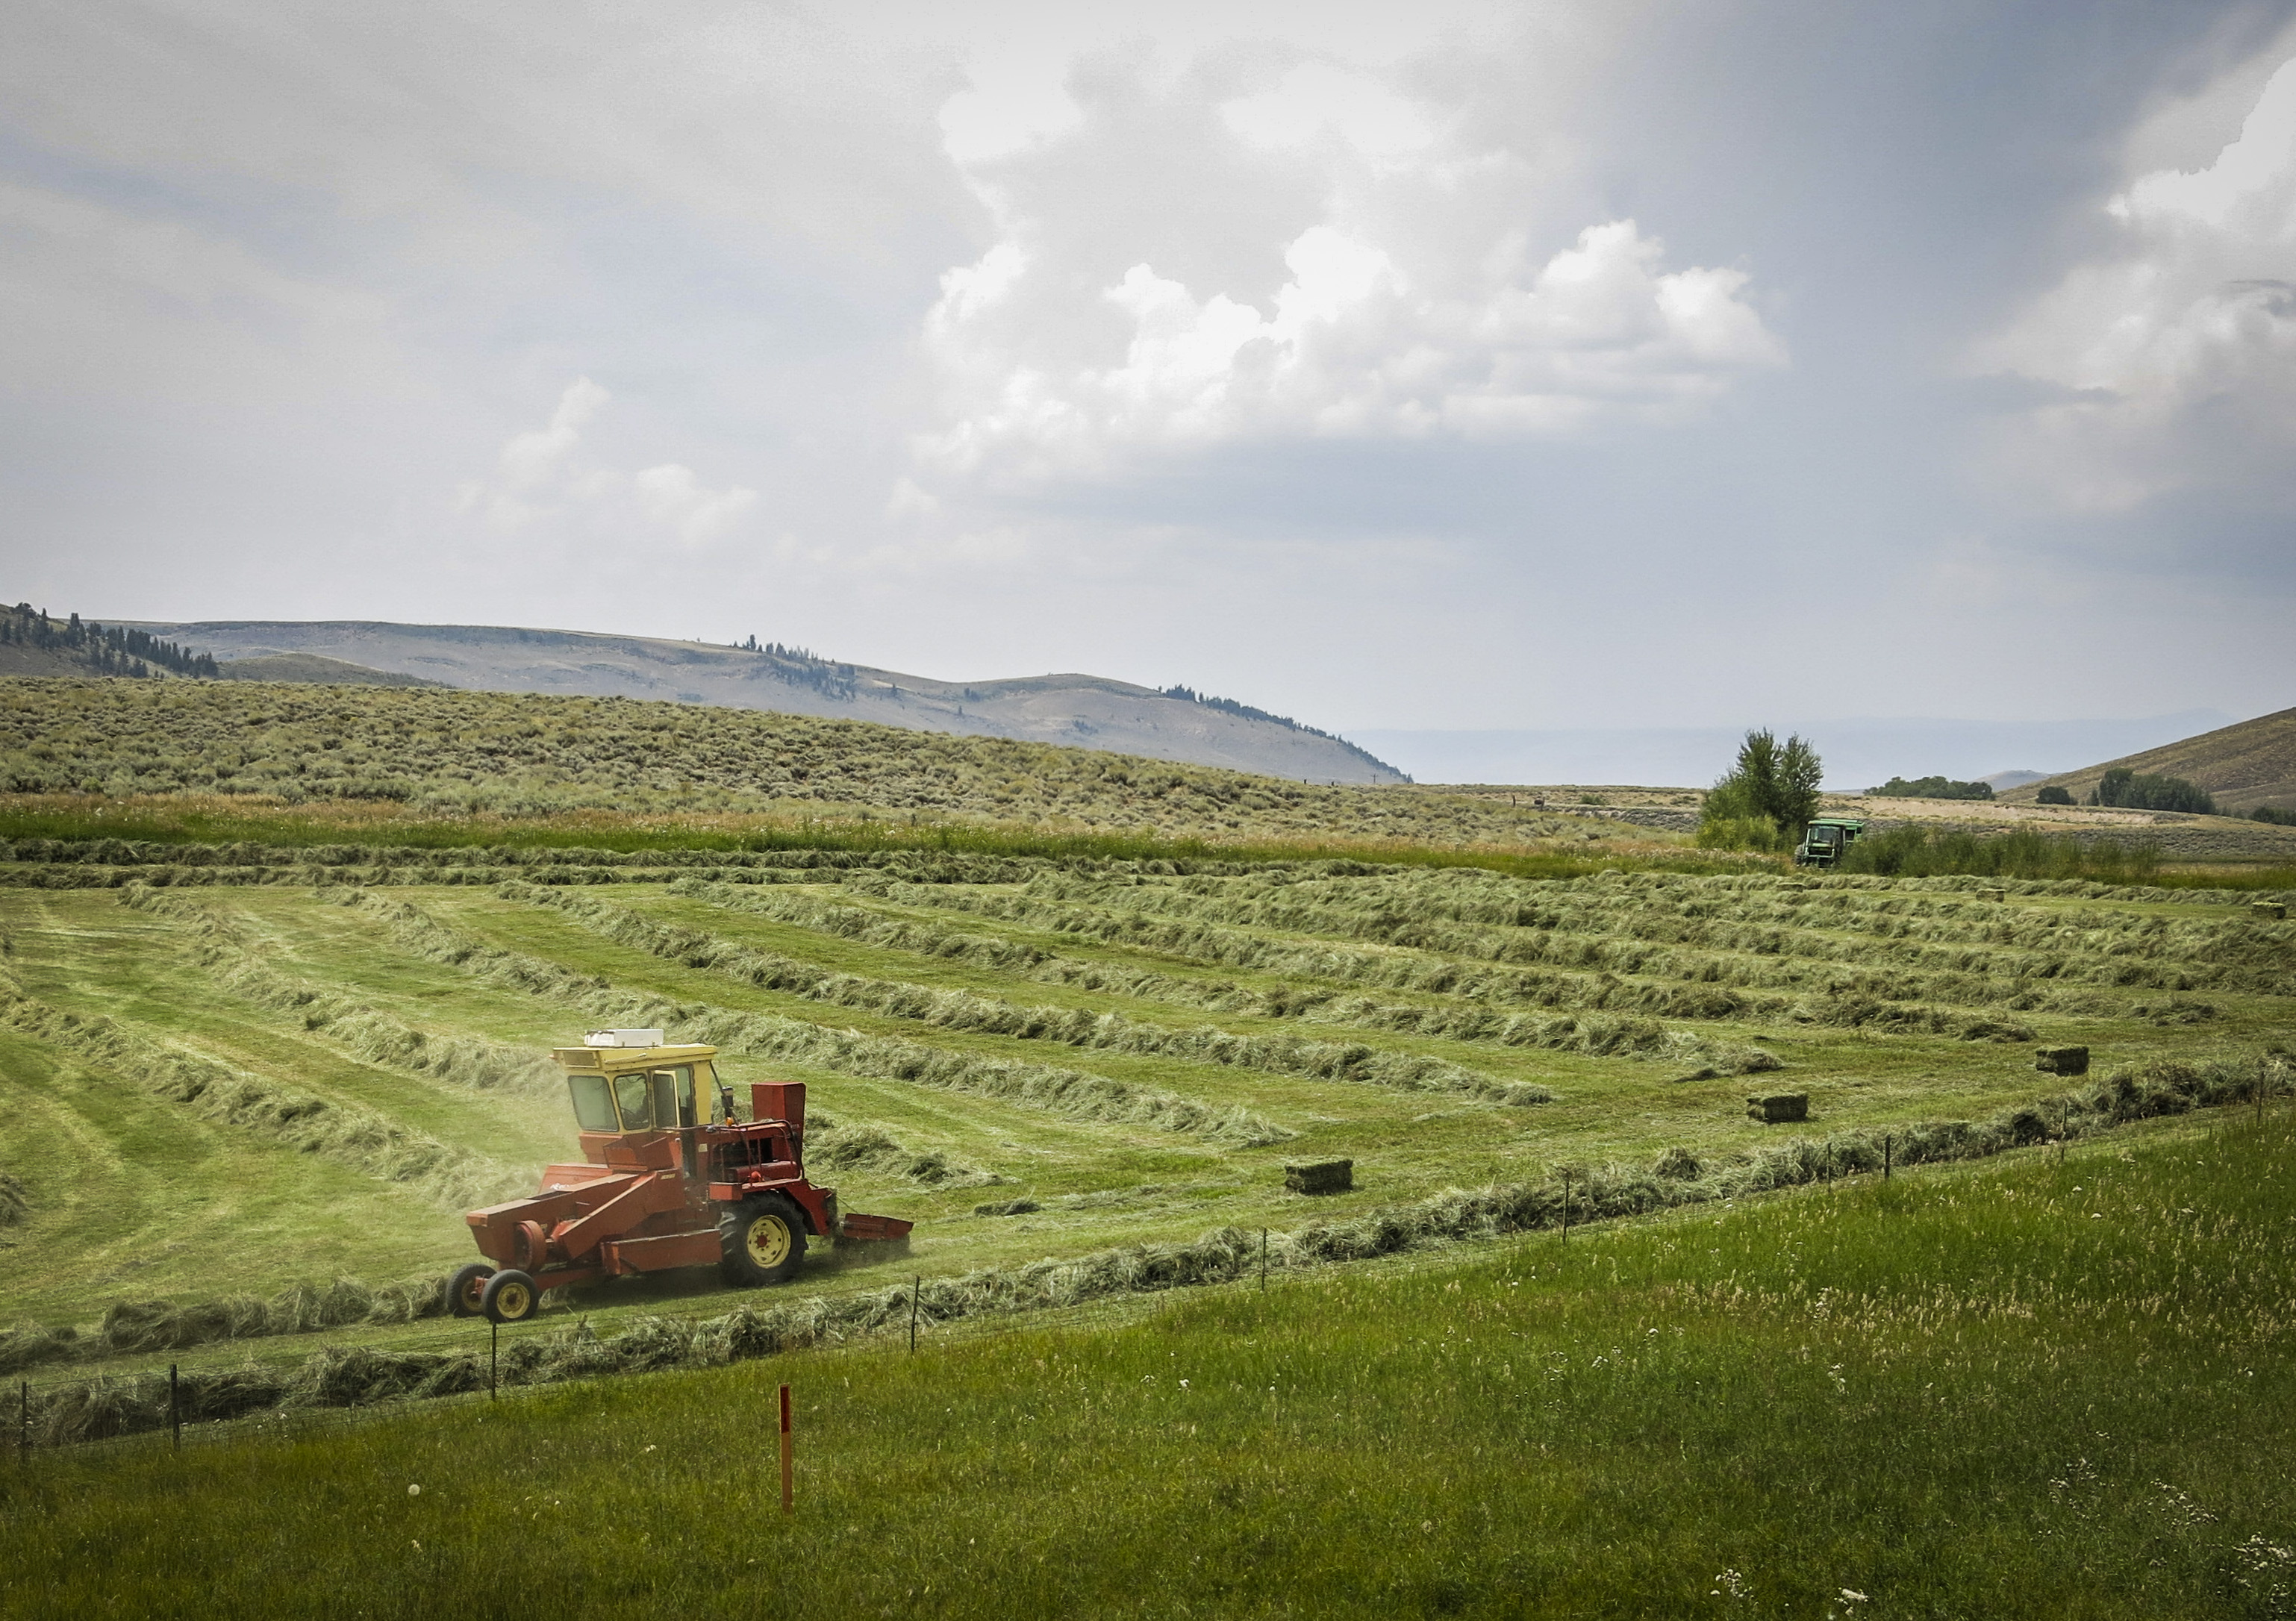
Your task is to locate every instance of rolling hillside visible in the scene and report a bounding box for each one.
[120,619,1406,785]
[0,678,1588,847]
[2002,705,2296,813]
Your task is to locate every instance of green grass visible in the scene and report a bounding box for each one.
[4,1113,2292,1617]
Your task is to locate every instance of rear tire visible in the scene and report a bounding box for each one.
[720,1196,807,1287]
[481,1268,539,1324]
[447,1263,494,1319]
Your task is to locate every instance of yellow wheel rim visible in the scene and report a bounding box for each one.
[745,1214,792,1269]
[495,1281,532,1319]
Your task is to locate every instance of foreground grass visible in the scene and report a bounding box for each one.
[5,1112,2292,1619]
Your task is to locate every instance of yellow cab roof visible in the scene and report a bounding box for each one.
[552,1044,718,1072]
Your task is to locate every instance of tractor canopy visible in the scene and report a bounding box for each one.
[551,1042,729,1137]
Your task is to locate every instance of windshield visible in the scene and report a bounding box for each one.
[1809,827,1838,844]
[568,1073,619,1133]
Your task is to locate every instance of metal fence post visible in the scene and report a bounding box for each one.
[169,1364,180,1452]
[1260,1228,1267,1293]
[490,1321,499,1401]
[1883,1136,1892,1181]
[1561,1172,1570,1245]
[909,1277,920,1354]
[17,1380,25,1464]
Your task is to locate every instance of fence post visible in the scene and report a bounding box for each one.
[17,1380,25,1464]
[490,1321,499,1401]
[910,1277,920,1354]
[1883,1136,1891,1181]
[1260,1228,1267,1293]
[1561,1172,1570,1246]
[169,1364,180,1452]
[779,1384,793,1514]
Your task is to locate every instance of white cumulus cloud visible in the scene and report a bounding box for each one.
[919,217,1782,483]
[1973,51,2296,512]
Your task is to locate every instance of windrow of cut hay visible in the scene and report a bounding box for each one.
[678,875,2016,1058]
[334,890,1293,1147]
[0,961,524,1211]
[502,883,1547,1105]
[121,885,561,1098]
[1007,869,2295,999]
[1046,866,2296,995]
[675,877,1805,1058]
[875,878,2067,1040]
[23,1049,2286,1448]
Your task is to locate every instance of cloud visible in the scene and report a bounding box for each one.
[461,378,758,548]
[1971,48,2296,513]
[912,47,1783,491]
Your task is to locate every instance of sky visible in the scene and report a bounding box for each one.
[5,0,2295,747]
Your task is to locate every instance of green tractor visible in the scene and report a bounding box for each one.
[1794,817,1866,869]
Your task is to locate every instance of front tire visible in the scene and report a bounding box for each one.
[447,1263,494,1319]
[720,1196,807,1287]
[481,1268,540,1324]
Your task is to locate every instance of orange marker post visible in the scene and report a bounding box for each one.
[779,1383,793,1514]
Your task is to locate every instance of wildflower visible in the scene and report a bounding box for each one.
[407,1484,420,1497]
[1840,1590,1868,1604]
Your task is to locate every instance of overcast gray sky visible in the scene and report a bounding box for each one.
[6,1,2293,736]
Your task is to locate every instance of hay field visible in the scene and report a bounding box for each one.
[3,834,2288,1402]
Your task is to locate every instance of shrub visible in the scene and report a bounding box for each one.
[2036,785,2075,806]
[2089,766,2218,815]
[1869,775,1995,801]
[2252,805,2295,826]
[1836,824,2160,881]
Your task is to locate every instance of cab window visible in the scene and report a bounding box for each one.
[568,1073,619,1133]
[612,1072,655,1131]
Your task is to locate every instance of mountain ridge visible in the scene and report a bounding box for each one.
[114,619,1409,786]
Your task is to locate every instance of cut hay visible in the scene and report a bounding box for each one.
[0,959,525,1211]
[341,890,1292,1146]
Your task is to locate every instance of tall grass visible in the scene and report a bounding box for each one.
[1838,823,2162,881]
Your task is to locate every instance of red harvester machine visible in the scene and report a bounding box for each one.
[449,1030,912,1323]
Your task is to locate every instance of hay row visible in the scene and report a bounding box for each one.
[335,891,1292,1147]
[502,884,1544,1105]
[25,1049,2284,1449]
[1041,868,2295,992]
[676,877,1800,1065]
[883,880,2057,1040]
[121,886,563,1099]
[0,961,525,1211]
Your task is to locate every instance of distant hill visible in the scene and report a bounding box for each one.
[0,678,1594,848]
[119,619,1406,786]
[2000,706,2296,813]
[216,652,445,689]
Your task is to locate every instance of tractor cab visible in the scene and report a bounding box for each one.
[551,1030,738,1166]
[1794,817,1867,869]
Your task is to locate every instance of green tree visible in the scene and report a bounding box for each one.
[1699,728,1824,849]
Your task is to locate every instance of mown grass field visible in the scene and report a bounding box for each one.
[1,824,2287,1398]
[4,1110,2294,1617]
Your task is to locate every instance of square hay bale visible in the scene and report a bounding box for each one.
[2035,1046,2090,1076]
[1747,1093,1809,1125]
[1285,1160,1354,1196]
[2254,902,2289,921]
